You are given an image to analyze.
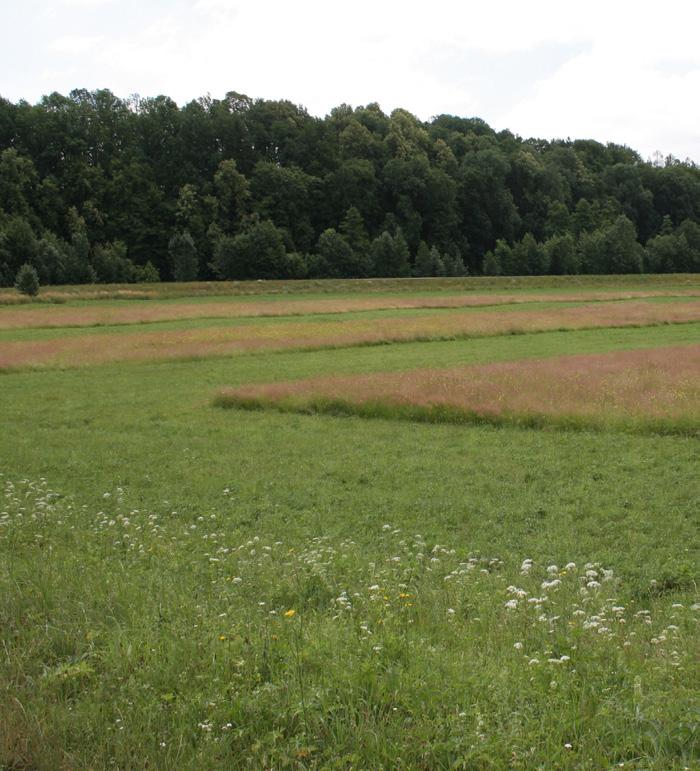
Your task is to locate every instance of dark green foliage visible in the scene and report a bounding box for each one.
[339,207,371,270]
[0,148,39,220]
[15,262,40,296]
[413,241,446,277]
[578,216,643,274]
[491,240,512,276]
[56,208,97,284]
[213,160,249,235]
[370,231,411,277]
[604,216,644,274]
[315,229,364,278]
[676,219,700,271]
[284,251,309,279]
[212,219,291,280]
[59,246,97,285]
[482,249,502,276]
[507,233,550,276]
[134,261,161,282]
[643,220,700,274]
[544,200,571,237]
[545,233,579,275]
[92,241,138,283]
[442,247,468,276]
[35,236,65,284]
[578,229,606,275]
[645,233,685,273]
[0,216,39,281]
[524,233,550,275]
[250,162,315,252]
[168,230,199,282]
[0,88,699,285]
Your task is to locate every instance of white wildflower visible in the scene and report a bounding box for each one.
[541,579,561,590]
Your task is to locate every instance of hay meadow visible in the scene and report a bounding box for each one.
[1,276,699,769]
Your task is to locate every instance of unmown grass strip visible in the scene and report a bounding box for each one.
[215,393,700,438]
[2,299,700,371]
[2,288,698,331]
[216,344,700,437]
[0,295,692,342]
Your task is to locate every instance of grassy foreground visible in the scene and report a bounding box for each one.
[1,276,699,768]
[2,474,698,768]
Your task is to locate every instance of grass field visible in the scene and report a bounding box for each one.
[1,276,699,769]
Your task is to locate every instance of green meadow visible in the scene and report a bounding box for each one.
[1,277,699,769]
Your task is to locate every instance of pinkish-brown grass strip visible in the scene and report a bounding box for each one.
[224,345,700,423]
[2,300,700,371]
[1,290,699,330]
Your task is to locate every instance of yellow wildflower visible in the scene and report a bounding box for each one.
[284,609,297,618]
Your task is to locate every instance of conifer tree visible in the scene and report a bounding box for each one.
[15,263,39,296]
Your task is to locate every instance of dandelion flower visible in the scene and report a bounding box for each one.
[284,609,296,618]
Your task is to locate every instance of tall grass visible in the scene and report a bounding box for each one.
[214,392,700,438]
[3,300,700,371]
[1,477,697,768]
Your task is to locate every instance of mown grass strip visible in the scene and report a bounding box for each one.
[2,273,699,306]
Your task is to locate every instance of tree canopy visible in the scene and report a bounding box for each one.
[1,88,699,285]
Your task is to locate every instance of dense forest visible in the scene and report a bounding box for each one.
[1,88,700,286]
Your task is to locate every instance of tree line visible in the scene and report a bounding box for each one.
[1,88,699,286]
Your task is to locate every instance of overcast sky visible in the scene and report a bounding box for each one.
[3,0,700,162]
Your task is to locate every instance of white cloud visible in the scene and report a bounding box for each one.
[500,30,700,160]
[5,0,700,160]
[60,0,114,7]
[194,0,238,20]
[48,35,104,55]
